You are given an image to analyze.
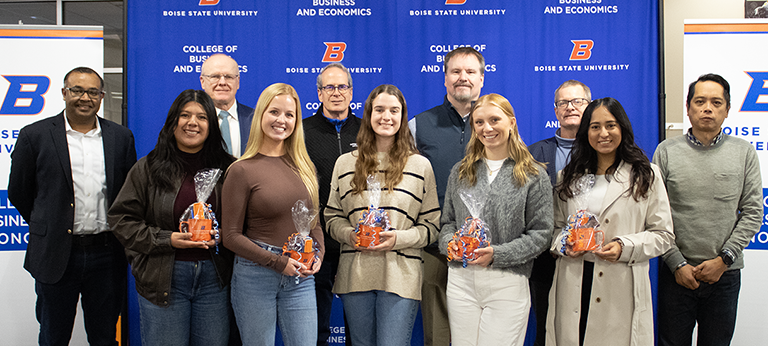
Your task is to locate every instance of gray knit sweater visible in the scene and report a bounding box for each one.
[653,134,762,271]
[439,159,553,276]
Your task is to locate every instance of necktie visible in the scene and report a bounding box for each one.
[219,110,233,154]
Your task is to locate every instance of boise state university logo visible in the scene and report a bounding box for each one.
[0,75,50,116]
[741,72,768,112]
[323,43,346,62]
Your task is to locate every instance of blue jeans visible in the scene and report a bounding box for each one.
[35,233,125,346]
[138,260,229,346]
[231,255,317,346]
[658,264,741,346]
[341,290,419,346]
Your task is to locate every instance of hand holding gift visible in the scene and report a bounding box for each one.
[282,199,319,280]
[178,169,222,247]
[554,175,605,257]
[354,175,391,249]
[447,186,491,268]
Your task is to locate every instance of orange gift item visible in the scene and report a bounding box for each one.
[357,224,381,248]
[285,236,316,268]
[178,168,222,244]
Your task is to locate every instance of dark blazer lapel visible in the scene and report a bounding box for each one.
[599,161,629,216]
[51,112,74,193]
[99,117,116,197]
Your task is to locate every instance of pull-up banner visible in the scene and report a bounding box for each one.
[684,19,768,344]
[0,24,104,345]
[127,1,659,345]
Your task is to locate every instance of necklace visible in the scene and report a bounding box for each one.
[485,160,502,176]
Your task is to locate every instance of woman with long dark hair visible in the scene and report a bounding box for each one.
[546,97,674,346]
[439,93,552,346]
[324,84,440,346]
[109,89,235,345]
[220,83,323,346]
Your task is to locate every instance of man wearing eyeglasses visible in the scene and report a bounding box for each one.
[526,79,591,346]
[304,63,360,346]
[8,67,136,345]
[200,53,253,157]
[407,46,485,346]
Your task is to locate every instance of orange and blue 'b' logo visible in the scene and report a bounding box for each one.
[741,72,768,112]
[569,40,594,61]
[0,75,50,116]
[322,42,347,62]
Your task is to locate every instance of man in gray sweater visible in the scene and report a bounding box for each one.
[653,73,762,346]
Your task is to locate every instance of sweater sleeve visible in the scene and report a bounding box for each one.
[653,144,688,271]
[392,158,441,250]
[439,166,460,258]
[491,170,554,268]
[725,147,762,258]
[325,157,356,247]
[108,160,174,255]
[221,162,289,273]
[616,164,676,265]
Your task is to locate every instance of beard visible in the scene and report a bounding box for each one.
[451,87,474,102]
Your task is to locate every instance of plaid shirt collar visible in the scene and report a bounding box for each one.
[686,128,723,147]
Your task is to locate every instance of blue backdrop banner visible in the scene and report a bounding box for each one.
[127,1,659,345]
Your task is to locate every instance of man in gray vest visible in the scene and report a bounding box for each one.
[408,46,485,346]
[654,73,762,346]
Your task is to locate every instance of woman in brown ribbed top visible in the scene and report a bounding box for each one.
[221,83,322,346]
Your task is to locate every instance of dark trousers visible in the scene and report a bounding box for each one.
[527,251,557,346]
[35,233,126,346]
[658,263,740,346]
[315,250,351,346]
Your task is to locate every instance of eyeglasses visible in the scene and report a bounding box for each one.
[555,98,590,109]
[320,84,351,94]
[202,74,239,82]
[65,87,103,99]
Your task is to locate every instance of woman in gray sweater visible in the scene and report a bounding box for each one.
[439,93,553,346]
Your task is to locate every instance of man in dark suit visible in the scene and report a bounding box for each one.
[200,53,253,157]
[8,67,137,346]
[526,79,590,346]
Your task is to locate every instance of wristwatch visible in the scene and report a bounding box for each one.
[675,261,688,271]
[719,249,735,266]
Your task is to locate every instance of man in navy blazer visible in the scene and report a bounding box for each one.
[8,67,136,345]
[526,80,591,346]
[200,54,253,157]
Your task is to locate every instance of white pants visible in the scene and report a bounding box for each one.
[446,265,530,346]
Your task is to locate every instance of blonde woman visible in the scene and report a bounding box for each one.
[325,84,440,346]
[221,83,322,346]
[439,93,552,346]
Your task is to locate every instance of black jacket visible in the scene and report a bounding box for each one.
[8,112,136,284]
[303,107,361,254]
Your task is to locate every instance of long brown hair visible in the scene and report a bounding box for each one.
[458,93,543,186]
[351,84,418,194]
[237,83,319,210]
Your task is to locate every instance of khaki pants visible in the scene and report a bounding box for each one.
[421,247,450,346]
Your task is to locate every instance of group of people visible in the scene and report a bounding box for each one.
[7,47,760,346]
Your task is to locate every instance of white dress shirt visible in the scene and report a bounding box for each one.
[217,101,242,157]
[65,117,108,234]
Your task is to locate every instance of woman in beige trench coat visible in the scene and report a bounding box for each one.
[545,98,675,346]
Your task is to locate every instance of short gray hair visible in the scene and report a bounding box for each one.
[316,63,353,89]
[554,80,591,102]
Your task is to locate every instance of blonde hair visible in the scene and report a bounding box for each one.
[351,84,418,195]
[238,83,319,210]
[458,93,544,186]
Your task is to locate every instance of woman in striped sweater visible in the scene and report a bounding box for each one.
[324,84,440,346]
